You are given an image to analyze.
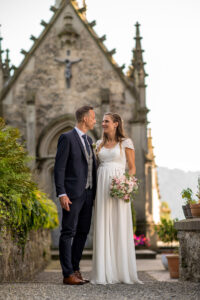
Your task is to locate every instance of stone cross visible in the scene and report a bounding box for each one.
[55,52,82,88]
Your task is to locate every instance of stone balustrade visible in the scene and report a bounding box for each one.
[175,219,200,282]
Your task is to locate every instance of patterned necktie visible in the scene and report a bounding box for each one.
[82,134,91,155]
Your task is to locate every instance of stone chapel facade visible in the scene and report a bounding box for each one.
[0,0,160,248]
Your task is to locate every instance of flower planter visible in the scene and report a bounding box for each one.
[182,205,190,219]
[166,254,179,279]
[186,204,193,218]
[190,203,200,218]
[160,249,174,270]
[161,254,168,270]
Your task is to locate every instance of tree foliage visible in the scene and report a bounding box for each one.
[0,118,58,249]
[154,218,178,247]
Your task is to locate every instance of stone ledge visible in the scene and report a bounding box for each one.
[0,228,51,282]
[175,218,200,231]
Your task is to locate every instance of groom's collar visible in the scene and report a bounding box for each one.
[74,126,85,137]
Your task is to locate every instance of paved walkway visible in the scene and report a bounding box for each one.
[0,256,200,300]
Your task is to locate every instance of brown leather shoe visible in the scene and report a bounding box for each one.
[63,273,85,285]
[74,270,89,283]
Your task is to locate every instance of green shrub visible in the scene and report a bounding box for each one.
[154,218,178,248]
[0,118,58,251]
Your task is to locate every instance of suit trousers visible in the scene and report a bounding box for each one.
[59,188,93,277]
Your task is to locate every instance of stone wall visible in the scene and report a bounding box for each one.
[0,228,51,282]
[175,219,200,282]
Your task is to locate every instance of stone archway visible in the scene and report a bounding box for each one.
[36,114,98,248]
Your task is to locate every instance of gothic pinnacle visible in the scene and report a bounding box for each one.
[21,49,28,55]
[127,22,147,85]
[78,0,87,17]
[0,24,4,65]
[99,35,106,42]
[108,48,116,56]
[30,35,38,42]
[133,22,146,73]
[0,38,3,65]
[78,6,86,13]
[134,22,143,53]
[117,64,125,72]
[89,20,96,27]
[135,22,142,40]
[5,49,10,64]
[40,20,48,27]
[3,48,11,81]
[50,5,58,13]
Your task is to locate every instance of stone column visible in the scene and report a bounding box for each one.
[26,97,36,169]
[129,122,146,233]
[175,219,200,282]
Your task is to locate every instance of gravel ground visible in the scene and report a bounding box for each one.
[0,270,200,300]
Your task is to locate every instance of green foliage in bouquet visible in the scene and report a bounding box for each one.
[0,118,58,252]
[154,218,178,248]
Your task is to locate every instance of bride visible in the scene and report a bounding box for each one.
[91,112,142,284]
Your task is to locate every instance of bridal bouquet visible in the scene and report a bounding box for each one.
[110,173,139,203]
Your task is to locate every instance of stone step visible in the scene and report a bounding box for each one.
[51,249,92,260]
[51,250,59,260]
[51,249,157,260]
[135,249,157,259]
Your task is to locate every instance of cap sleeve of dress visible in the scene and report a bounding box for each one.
[122,138,135,150]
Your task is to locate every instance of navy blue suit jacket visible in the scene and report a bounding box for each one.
[54,128,97,200]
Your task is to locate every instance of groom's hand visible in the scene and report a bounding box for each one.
[59,195,72,211]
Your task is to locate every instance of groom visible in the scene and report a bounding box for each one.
[54,106,97,285]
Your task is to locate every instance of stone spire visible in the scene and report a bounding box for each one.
[0,25,4,92]
[128,22,147,88]
[0,25,11,85]
[3,49,11,82]
[0,27,3,67]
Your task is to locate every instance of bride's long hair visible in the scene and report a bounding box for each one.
[97,112,127,154]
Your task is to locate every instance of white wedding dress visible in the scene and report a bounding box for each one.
[91,138,142,284]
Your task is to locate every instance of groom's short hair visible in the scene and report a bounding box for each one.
[75,106,94,122]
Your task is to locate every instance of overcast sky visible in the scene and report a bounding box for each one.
[0,0,199,172]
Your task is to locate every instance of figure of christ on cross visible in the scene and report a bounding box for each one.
[55,52,82,88]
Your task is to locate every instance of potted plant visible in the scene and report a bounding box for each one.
[165,251,179,279]
[154,218,179,278]
[190,177,200,218]
[181,188,195,219]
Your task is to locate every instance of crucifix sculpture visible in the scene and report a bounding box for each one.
[55,51,82,88]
